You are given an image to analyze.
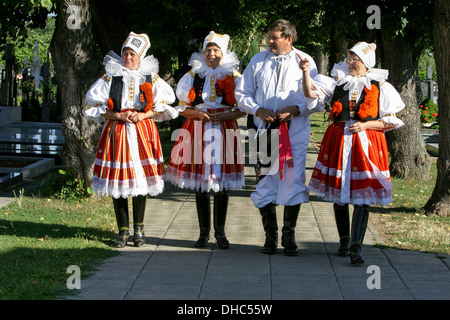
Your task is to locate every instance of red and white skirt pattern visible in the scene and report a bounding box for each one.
[92,116,165,199]
[309,121,393,206]
[165,114,245,192]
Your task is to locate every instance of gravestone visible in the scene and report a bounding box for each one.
[0,44,15,106]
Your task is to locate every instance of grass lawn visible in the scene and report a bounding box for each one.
[0,195,119,299]
[309,111,449,256]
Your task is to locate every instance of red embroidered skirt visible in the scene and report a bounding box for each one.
[309,122,392,206]
[165,117,245,192]
[92,117,165,198]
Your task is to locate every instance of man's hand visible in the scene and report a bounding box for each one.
[277,106,299,122]
[297,53,310,73]
[255,107,277,123]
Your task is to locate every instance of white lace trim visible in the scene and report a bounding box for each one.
[92,176,164,199]
[188,50,239,80]
[311,160,391,181]
[126,122,148,192]
[103,50,159,77]
[341,122,353,203]
[330,61,390,103]
[309,177,392,206]
[165,167,245,193]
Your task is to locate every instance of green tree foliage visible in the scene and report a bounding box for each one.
[122,0,269,75]
[0,1,53,69]
[2,17,55,67]
[0,0,52,45]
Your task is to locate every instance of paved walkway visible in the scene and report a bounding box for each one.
[64,144,449,301]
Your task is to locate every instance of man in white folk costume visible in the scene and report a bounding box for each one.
[300,42,405,264]
[235,20,330,256]
[84,32,177,248]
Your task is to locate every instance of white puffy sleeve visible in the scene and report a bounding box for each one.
[303,73,336,115]
[151,74,178,122]
[175,71,195,113]
[84,75,111,123]
[234,57,262,116]
[379,81,405,130]
[311,74,335,104]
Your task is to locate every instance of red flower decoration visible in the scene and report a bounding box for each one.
[139,82,154,112]
[216,75,237,106]
[330,100,343,121]
[357,84,379,120]
[107,97,114,110]
[187,87,196,105]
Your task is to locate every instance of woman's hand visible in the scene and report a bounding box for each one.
[103,109,134,123]
[211,110,246,124]
[211,111,229,124]
[180,108,211,122]
[130,110,163,123]
[195,111,212,122]
[350,120,395,133]
[348,121,366,133]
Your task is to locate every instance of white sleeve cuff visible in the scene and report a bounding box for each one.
[152,103,179,122]
[380,114,404,131]
[83,105,107,123]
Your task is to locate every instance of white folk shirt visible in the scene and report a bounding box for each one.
[235,48,327,208]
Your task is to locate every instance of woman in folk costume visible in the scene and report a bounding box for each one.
[300,42,405,264]
[165,31,246,249]
[84,32,177,248]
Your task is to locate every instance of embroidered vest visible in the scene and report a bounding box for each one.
[107,75,153,112]
[190,74,236,107]
[330,80,380,122]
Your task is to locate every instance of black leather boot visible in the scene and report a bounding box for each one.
[350,205,370,264]
[259,203,278,254]
[333,203,350,257]
[281,204,300,256]
[112,197,130,248]
[132,195,147,247]
[213,191,230,249]
[195,191,211,248]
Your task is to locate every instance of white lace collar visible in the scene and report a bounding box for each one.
[188,50,239,80]
[331,62,389,91]
[103,50,159,77]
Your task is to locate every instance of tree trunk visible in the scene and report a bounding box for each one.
[423,0,450,216]
[50,0,104,186]
[380,35,432,180]
[90,0,129,55]
[314,45,329,75]
[328,27,349,75]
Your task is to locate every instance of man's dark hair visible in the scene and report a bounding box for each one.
[268,19,298,42]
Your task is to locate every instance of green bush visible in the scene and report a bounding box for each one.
[40,169,92,201]
[419,99,438,124]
